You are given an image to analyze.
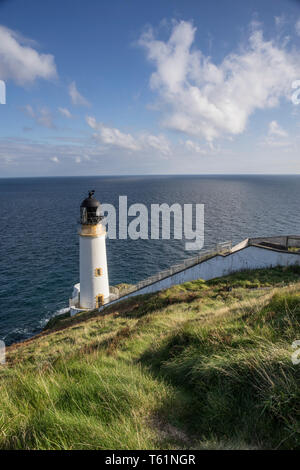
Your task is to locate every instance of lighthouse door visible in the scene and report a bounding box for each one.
[96,294,104,308]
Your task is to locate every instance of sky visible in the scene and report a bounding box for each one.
[0,0,300,177]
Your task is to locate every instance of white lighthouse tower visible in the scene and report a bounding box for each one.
[77,190,110,310]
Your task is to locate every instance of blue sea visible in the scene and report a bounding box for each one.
[1,175,300,346]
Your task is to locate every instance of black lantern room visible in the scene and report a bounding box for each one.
[80,190,103,225]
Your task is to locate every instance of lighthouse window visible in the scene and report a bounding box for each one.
[96,294,104,307]
[95,268,103,277]
[80,207,87,224]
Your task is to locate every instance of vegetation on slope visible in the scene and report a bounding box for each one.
[1,266,300,449]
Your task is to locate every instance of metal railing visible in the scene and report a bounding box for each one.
[109,240,232,303]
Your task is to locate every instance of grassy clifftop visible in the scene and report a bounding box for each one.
[1,266,300,450]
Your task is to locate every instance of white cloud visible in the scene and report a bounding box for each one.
[141,133,171,155]
[0,25,57,85]
[21,105,54,128]
[296,18,300,36]
[1,130,299,176]
[0,136,100,171]
[37,108,55,128]
[260,120,291,148]
[86,116,140,151]
[261,138,292,149]
[275,15,286,28]
[184,139,207,154]
[268,120,288,137]
[58,107,72,118]
[69,81,90,107]
[86,116,171,155]
[139,20,300,141]
[23,104,35,118]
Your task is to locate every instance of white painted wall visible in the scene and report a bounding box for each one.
[112,245,300,303]
[70,283,80,306]
[79,233,109,309]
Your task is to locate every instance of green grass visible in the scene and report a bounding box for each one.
[1,266,300,449]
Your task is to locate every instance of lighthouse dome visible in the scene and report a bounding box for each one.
[80,190,103,225]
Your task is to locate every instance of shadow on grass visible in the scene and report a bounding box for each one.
[138,288,300,450]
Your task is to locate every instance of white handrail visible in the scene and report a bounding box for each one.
[110,241,232,302]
